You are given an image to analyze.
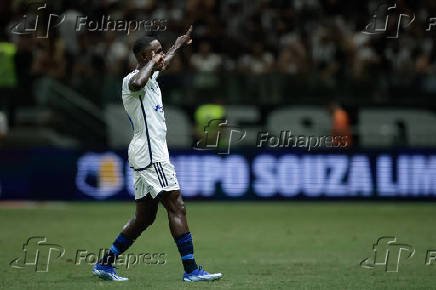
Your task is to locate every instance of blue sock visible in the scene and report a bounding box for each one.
[175,232,198,273]
[99,233,134,266]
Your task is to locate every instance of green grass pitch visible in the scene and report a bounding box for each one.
[1,202,436,289]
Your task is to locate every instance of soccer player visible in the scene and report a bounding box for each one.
[92,26,222,282]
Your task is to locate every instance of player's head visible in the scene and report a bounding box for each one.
[133,35,164,68]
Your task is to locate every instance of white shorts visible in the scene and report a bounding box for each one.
[133,161,180,200]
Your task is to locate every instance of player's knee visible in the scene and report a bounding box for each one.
[174,199,186,217]
[168,193,186,216]
[170,193,186,217]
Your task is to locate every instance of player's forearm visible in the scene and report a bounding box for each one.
[163,25,192,70]
[129,59,156,91]
[163,45,178,70]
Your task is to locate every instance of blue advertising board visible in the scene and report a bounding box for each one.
[0,148,435,200]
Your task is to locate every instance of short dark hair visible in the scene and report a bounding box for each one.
[133,36,156,55]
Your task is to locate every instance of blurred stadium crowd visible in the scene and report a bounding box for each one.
[0,0,435,147]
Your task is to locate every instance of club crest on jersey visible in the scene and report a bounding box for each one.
[154,105,164,112]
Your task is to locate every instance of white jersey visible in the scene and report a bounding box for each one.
[122,70,169,170]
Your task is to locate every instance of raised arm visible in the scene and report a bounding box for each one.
[162,25,193,70]
[129,52,164,92]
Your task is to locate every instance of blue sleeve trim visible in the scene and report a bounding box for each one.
[127,114,134,131]
[110,245,120,255]
[175,232,192,245]
[116,233,130,244]
[181,254,194,261]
